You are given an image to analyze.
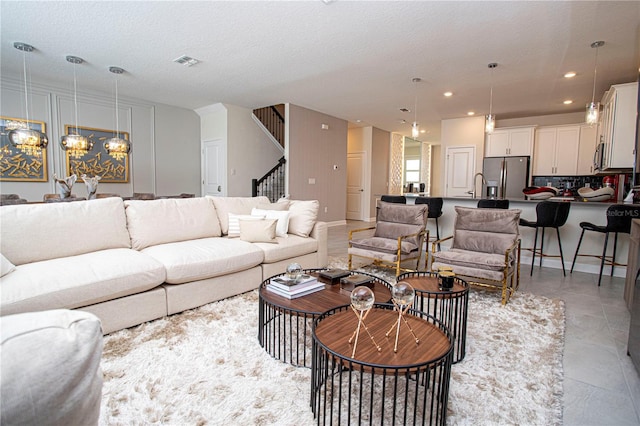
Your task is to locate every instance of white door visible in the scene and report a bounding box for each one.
[346,152,366,220]
[445,146,475,197]
[202,139,226,197]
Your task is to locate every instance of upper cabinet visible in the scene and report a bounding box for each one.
[598,82,638,171]
[485,126,535,157]
[577,124,598,175]
[533,125,580,176]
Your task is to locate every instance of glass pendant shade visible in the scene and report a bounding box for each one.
[485,114,495,134]
[11,42,48,156]
[411,122,419,138]
[105,66,131,160]
[585,101,599,125]
[8,128,48,157]
[61,133,93,159]
[104,137,130,160]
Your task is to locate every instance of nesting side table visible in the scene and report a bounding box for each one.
[398,271,469,364]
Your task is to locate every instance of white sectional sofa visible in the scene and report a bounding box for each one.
[0,195,327,333]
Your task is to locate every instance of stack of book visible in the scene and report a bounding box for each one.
[266,274,325,299]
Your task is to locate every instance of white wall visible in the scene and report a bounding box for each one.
[0,77,200,200]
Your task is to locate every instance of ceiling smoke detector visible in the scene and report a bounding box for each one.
[173,55,200,67]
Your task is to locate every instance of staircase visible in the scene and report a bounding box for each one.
[252,156,286,202]
[253,104,285,149]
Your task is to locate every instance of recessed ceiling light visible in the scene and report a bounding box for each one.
[564,72,576,78]
[467,111,475,116]
[563,100,573,105]
[355,119,362,123]
[173,55,200,67]
[420,129,426,134]
[444,91,453,97]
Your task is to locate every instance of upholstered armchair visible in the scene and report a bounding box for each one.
[348,201,428,276]
[431,206,522,305]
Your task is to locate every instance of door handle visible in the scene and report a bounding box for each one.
[217,185,222,192]
[359,189,364,192]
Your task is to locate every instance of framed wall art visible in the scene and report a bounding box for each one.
[0,116,48,182]
[65,125,129,183]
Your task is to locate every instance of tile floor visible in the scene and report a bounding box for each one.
[329,221,640,425]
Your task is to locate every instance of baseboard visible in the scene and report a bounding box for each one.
[519,254,627,278]
[326,220,347,227]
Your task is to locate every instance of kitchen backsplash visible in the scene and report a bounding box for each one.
[533,174,632,196]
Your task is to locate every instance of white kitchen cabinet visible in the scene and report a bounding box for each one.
[485,126,535,157]
[599,82,638,170]
[577,124,598,175]
[532,125,580,176]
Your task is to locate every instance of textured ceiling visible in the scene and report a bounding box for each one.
[1,1,638,142]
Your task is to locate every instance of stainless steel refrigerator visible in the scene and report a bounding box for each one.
[481,156,530,200]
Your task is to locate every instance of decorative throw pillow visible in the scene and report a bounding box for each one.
[251,208,290,237]
[239,218,277,243]
[0,253,16,277]
[288,200,319,237]
[228,213,264,238]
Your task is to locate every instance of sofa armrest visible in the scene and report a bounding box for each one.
[310,221,328,268]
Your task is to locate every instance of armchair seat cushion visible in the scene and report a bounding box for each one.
[431,261,509,282]
[432,248,509,271]
[349,237,418,255]
[348,247,405,264]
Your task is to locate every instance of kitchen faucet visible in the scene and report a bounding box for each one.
[467,172,486,199]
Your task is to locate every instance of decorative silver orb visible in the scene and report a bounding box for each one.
[285,263,302,281]
[350,286,375,311]
[392,281,415,306]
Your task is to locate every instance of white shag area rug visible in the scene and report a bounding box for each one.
[99,259,565,425]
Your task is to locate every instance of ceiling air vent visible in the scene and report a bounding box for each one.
[173,55,200,67]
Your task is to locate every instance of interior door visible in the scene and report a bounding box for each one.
[202,139,226,196]
[445,146,475,197]
[346,152,366,220]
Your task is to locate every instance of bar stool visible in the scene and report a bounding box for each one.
[477,199,509,209]
[570,204,640,286]
[380,195,406,204]
[519,201,571,276]
[415,197,443,242]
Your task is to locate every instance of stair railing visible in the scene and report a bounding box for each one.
[253,106,284,148]
[252,156,286,202]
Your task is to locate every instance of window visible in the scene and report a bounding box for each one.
[405,158,420,183]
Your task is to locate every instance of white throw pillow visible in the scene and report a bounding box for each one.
[251,208,290,237]
[228,213,263,238]
[288,200,319,237]
[239,218,278,243]
[0,253,16,277]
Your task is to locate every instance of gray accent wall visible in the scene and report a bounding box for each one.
[288,104,347,223]
[0,77,200,201]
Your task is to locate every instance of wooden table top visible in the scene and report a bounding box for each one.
[314,307,451,368]
[260,270,392,315]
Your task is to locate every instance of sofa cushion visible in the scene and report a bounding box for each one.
[431,248,509,271]
[208,196,270,235]
[257,200,290,211]
[251,208,290,237]
[431,261,508,282]
[0,197,131,266]
[1,254,15,277]
[0,309,103,426]
[253,234,319,263]
[125,197,221,250]
[141,238,264,284]
[0,248,166,316]
[288,200,319,237]
[240,218,277,243]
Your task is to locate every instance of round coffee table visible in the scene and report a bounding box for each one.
[311,304,452,425]
[397,271,469,363]
[258,268,391,367]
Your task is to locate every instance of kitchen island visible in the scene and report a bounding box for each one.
[427,197,633,278]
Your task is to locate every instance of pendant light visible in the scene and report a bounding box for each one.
[586,41,605,126]
[60,55,93,159]
[411,77,421,138]
[485,63,497,134]
[104,66,131,160]
[7,42,48,156]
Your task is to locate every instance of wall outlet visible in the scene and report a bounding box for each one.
[308,178,316,184]
[324,206,328,213]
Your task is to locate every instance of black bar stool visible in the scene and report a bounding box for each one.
[380,195,406,204]
[415,197,443,242]
[570,204,640,286]
[477,199,510,209]
[519,201,571,276]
